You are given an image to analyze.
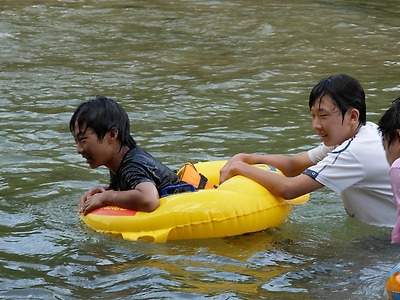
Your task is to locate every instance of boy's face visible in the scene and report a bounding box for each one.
[310,95,359,146]
[72,122,113,169]
[382,131,400,166]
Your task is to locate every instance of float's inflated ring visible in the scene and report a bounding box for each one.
[81,160,309,242]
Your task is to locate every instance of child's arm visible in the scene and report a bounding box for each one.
[220,160,323,199]
[79,182,160,215]
[220,152,314,181]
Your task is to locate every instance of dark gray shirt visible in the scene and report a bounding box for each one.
[109,146,180,195]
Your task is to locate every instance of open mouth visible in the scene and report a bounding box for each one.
[82,155,92,165]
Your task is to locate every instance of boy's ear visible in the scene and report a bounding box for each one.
[349,108,360,123]
[395,129,400,142]
[108,128,119,142]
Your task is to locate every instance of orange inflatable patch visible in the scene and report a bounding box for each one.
[178,163,216,189]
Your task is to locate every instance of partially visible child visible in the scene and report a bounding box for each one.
[70,96,181,215]
[378,97,400,243]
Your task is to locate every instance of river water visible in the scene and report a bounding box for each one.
[1,0,399,299]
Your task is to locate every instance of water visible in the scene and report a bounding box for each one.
[1,0,400,298]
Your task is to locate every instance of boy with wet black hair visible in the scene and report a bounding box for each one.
[220,74,396,227]
[70,96,180,215]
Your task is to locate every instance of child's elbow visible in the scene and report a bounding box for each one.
[142,198,160,212]
[278,182,302,200]
[280,189,298,200]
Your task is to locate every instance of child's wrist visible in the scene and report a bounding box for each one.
[105,190,118,205]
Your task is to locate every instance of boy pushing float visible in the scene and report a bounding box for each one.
[221,74,397,227]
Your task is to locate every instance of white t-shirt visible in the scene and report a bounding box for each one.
[304,121,396,227]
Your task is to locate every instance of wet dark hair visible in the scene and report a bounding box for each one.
[309,74,366,125]
[378,97,400,147]
[69,95,136,148]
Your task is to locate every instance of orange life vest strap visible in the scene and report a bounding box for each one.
[178,163,216,189]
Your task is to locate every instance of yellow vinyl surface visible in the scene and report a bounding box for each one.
[82,160,309,242]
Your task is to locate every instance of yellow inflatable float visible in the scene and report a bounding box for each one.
[81,160,309,242]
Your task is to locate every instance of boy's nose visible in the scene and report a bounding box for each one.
[76,144,84,154]
[312,118,322,130]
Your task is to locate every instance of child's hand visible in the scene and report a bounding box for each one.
[79,193,107,215]
[219,154,245,184]
[219,163,238,184]
[79,186,107,214]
